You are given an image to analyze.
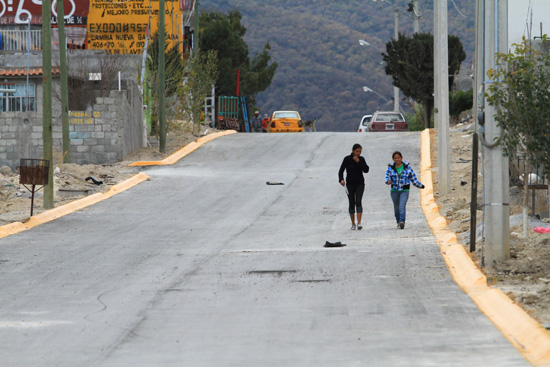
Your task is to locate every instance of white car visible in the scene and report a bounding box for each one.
[357,115,372,132]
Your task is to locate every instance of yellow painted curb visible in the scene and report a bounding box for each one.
[420,129,550,366]
[0,172,149,239]
[129,130,237,166]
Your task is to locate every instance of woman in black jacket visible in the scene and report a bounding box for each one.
[338,143,370,230]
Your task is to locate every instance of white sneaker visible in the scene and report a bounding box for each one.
[396,223,400,229]
[350,224,356,230]
[357,223,363,230]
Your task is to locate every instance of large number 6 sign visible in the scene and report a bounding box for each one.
[51,0,76,19]
[16,0,32,23]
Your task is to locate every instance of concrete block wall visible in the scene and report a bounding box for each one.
[0,80,144,169]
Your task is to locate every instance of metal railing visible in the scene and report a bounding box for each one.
[509,155,548,216]
[0,30,42,51]
[509,155,548,188]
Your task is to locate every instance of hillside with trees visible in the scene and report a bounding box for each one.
[200,0,475,131]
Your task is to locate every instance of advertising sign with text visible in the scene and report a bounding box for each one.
[0,0,89,25]
[87,0,184,54]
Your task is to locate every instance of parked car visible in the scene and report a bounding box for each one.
[268,111,304,133]
[367,111,408,132]
[357,115,372,132]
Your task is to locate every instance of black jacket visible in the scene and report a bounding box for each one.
[338,154,369,185]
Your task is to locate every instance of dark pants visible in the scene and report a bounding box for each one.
[346,183,365,214]
[390,190,409,223]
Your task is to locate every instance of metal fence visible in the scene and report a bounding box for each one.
[509,155,548,188]
[0,30,42,51]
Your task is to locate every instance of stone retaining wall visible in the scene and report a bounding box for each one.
[0,81,143,170]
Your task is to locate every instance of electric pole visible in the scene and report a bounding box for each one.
[434,0,450,195]
[480,0,510,267]
[434,1,440,130]
[413,0,420,33]
[194,0,199,51]
[393,9,399,112]
[159,0,166,153]
[42,0,54,209]
[57,0,70,163]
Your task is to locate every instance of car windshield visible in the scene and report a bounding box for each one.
[274,112,299,119]
[374,113,404,122]
[361,116,372,126]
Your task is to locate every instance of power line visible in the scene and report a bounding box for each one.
[449,0,467,18]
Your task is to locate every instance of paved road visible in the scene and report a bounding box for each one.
[0,132,527,366]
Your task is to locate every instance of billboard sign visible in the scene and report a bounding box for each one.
[0,0,89,25]
[87,0,184,54]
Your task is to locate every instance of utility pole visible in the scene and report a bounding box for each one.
[412,0,420,33]
[393,9,399,112]
[42,0,54,209]
[57,0,70,163]
[480,0,510,267]
[159,0,166,153]
[473,0,482,120]
[194,0,199,51]
[433,1,439,130]
[434,0,450,195]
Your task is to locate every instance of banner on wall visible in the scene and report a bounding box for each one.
[87,0,185,54]
[0,0,89,25]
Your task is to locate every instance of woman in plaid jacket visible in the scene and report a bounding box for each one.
[384,151,424,229]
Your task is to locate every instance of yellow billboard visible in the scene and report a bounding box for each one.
[86,0,190,54]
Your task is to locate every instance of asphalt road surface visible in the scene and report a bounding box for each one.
[0,132,527,366]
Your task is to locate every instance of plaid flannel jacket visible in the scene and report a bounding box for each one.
[384,161,424,191]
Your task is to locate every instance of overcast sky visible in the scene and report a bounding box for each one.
[509,0,550,45]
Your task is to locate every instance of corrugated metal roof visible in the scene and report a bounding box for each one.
[0,67,60,77]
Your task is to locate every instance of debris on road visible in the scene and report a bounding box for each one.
[324,241,346,248]
[85,176,103,185]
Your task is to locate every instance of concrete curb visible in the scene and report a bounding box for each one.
[0,130,237,239]
[420,129,550,366]
[129,130,237,166]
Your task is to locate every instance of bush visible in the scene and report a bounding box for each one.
[406,103,432,131]
[449,88,473,119]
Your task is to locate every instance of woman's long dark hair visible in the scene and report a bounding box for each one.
[352,143,362,151]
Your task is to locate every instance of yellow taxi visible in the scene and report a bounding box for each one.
[267,111,304,133]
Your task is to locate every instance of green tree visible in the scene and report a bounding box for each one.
[486,36,550,237]
[180,50,219,135]
[146,32,186,135]
[199,9,277,105]
[382,32,466,128]
[486,37,550,168]
[449,88,473,121]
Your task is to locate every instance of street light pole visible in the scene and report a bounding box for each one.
[363,86,391,103]
[359,39,382,53]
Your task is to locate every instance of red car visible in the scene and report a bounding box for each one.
[367,111,408,132]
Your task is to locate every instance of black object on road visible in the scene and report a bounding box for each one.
[266,182,285,185]
[85,176,103,185]
[324,241,346,248]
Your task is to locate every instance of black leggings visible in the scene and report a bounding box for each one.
[346,183,365,214]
